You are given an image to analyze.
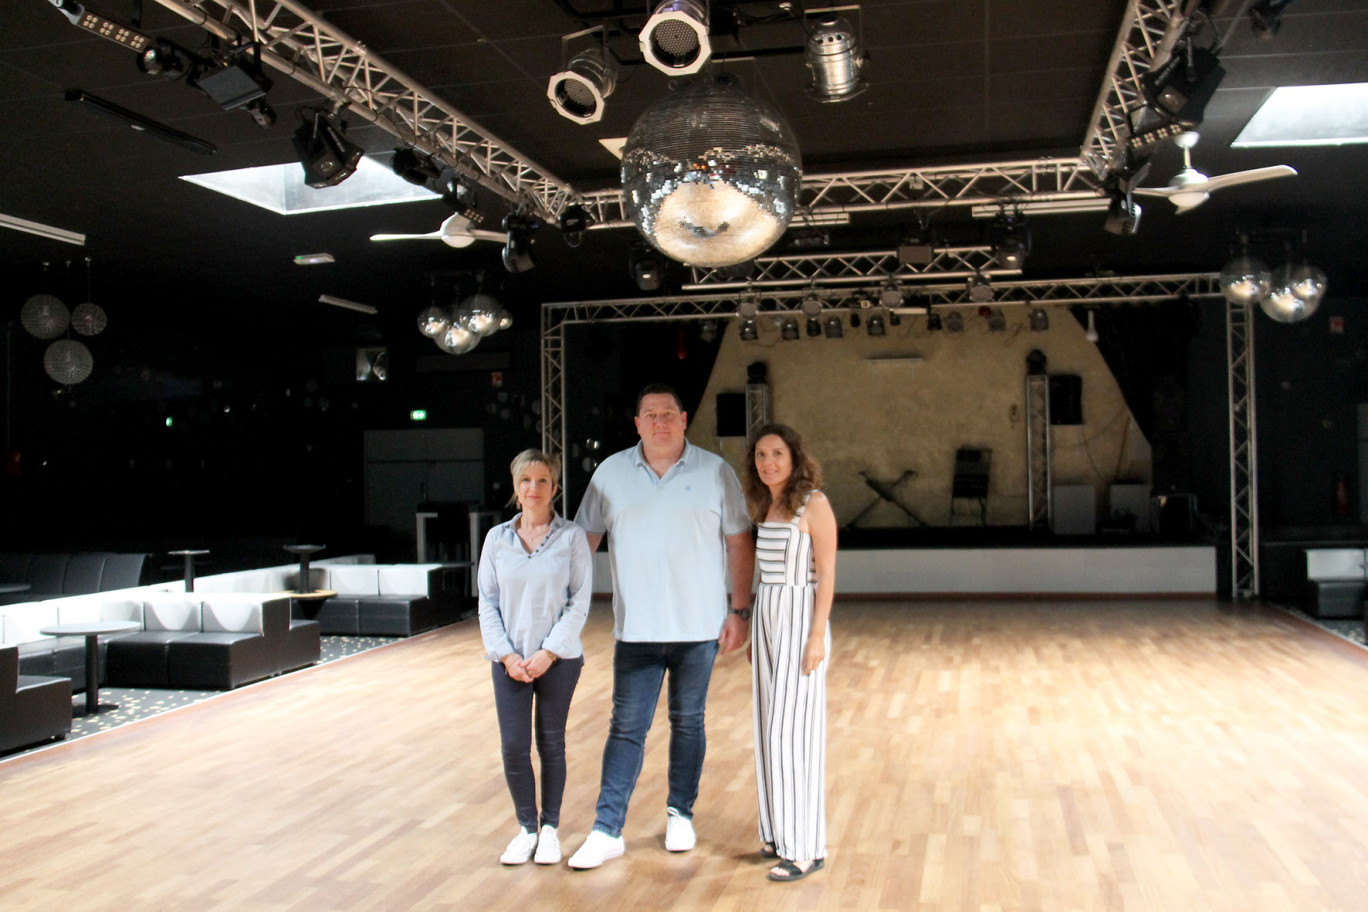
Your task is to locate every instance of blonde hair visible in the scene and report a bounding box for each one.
[507,449,561,507]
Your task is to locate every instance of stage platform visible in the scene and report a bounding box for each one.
[593,527,1218,598]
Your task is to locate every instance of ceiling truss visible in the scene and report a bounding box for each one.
[683,246,1020,291]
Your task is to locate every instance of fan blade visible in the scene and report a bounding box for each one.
[370,231,444,241]
[470,229,508,243]
[1201,165,1297,193]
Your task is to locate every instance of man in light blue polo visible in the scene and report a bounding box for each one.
[567,383,755,870]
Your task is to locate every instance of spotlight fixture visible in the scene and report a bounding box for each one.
[888,311,902,327]
[989,210,1031,269]
[699,320,718,343]
[806,317,821,337]
[944,311,964,334]
[984,308,1007,333]
[391,148,442,187]
[136,39,190,79]
[640,0,711,76]
[801,292,824,318]
[849,311,861,329]
[879,279,904,309]
[1104,192,1142,236]
[824,315,844,338]
[867,311,886,336]
[630,242,663,291]
[502,211,539,274]
[55,3,152,52]
[780,318,800,340]
[804,14,867,103]
[293,107,364,188]
[1028,308,1050,332]
[738,319,759,341]
[191,46,273,111]
[966,273,994,303]
[548,30,617,125]
[558,204,591,247]
[926,311,943,332]
[737,299,759,320]
[1085,310,1100,343]
[1250,0,1295,40]
[1140,36,1224,126]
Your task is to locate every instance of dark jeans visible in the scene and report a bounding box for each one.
[491,656,584,831]
[592,639,719,837]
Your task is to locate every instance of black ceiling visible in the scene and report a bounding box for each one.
[2,0,1368,348]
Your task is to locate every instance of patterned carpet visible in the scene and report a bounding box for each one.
[3,636,399,760]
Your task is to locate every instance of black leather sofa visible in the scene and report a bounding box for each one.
[0,552,147,606]
[1,645,71,754]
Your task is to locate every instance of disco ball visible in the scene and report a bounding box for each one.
[436,323,480,355]
[621,74,801,268]
[460,293,502,336]
[1219,256,1271,306]
[496,308,514,331]
[43,339,94,385]
[71,302,108,336]
[20,294,69,339]
[417,305,451,338]
[1260,263,1326,323]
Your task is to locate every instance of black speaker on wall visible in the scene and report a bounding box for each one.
[717,392,747,437]
[1049,374,1083,425]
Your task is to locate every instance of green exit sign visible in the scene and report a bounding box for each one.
[410,409,428,422]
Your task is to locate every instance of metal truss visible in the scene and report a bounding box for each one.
[1226,299,1259,599]
[578,158,1106,229]
[1079,0,1187,175]
[685,246,1018,290]
[149,0,575,218]
[1025,374,1052,531]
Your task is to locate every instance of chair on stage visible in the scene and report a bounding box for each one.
[845,470,926,529]
[949,448,992,526]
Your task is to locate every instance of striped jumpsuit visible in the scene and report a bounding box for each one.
[753,492,829,863]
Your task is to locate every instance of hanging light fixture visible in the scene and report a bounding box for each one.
[1258,233,1327,323]
[621,74,802,268]
[1085,310,1100,343]
[804,13,867,102]
[417,305,450,338]
[44,339,94,385]
[20,293,69,340]
[548,29,617,125]
[640,0,711,76]
[1219,237,1272,306]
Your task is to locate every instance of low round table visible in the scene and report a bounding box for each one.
[39,621,141,716]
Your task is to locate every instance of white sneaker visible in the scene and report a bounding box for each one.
[664,807,696,852]
[499,827,538,865]
[567,830,625,869]
[533,825,561,864]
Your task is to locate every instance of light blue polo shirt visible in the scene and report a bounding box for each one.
[576,439,750,643]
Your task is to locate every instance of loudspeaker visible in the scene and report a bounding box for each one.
[1049,374,1083,425]
[716,392,747,437]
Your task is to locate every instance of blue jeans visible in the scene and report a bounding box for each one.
[491,657,584,831]
[592,639,719,837]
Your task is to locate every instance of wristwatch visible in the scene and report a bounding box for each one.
[729,607,752,622]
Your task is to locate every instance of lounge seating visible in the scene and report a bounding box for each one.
[0,552,147,605]
[1,645,71,754]
[317,564,464,636]
[105,595,202,688]
[166,597,278,691]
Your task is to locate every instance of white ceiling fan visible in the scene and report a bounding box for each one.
[1134,131,1297,214]
[369,212,505,248]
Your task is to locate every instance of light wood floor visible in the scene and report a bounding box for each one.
[4,599,1368,911]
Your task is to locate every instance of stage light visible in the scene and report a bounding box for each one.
[640,0,711,76]
[1140,37,1224,125]
[780,318,800,340]
[136,40,189,79]
[824,315,844,338]
[927,311,943,332]
[806,317,821,337]
[192,50,273,110]
[558,204,590,247]
[984,308,1007,332]
[801,292,824,318]
[1085,310,1100,343]
[990,210,1030,269]
[739,319,759,341]
[293,108,364,188]
[548,42,617,125]
[392,148,441,187]
[699,320,718,343]
[867,312,886,336]
[944,311,964,334]
[1104,193,1142,236]
[879,279,903,308]
[804,14,866,103]
[1028,308,1050,332]
[502,212,539,274]
[967,273,994,303]
[631,243,663,291]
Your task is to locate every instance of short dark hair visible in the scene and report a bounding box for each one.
[636,383,683,415]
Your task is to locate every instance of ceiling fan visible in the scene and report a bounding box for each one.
[1134,132,1297,214]
[369,212,505,248]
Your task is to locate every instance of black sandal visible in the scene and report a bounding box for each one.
[768,858,825,882]
[760,842,779,859]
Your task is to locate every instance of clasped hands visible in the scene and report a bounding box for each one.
[502,649,557,682]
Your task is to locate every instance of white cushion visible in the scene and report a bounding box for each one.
[327,565,381,596]
[200,599,263,634]
[377,565,436,596]
[1,603,59,645]
[52,595,142,625]
[142,597,202,632]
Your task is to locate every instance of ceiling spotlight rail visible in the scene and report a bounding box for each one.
[1079,0,1186,175]
[543,273,1222,326]
[575,158,1104,229]
[684,246,1014,290]
[147,0,575,217]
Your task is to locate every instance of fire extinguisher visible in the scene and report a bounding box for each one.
[1334,477,1350,516]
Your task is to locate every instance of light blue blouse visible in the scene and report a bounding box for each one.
[478,512,592,662]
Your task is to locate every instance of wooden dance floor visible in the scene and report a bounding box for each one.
[4,598,1368,911]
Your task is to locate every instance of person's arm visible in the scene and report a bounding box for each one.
[802,491,837,674]
[717,528,755,654]
[584,532,603,553]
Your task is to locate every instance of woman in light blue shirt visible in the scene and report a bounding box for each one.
[478,449,592,866]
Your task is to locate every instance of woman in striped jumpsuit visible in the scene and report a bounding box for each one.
[743,423,838,882]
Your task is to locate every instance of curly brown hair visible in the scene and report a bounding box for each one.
[743,423,824,523]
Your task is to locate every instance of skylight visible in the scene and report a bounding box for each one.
[1233,82,1368,148]
[180,156,437,214]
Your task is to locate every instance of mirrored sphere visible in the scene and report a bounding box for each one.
[416,305,451,338]
[43,339,93,385]
[435,324,480,354]
[1219,256,1271,306]
[621,75,801,268]
[71,302,108,336]
[496,308,514,331]
[460,293,502,336]
[1286,263,1327,305]
[1260,280,1315,323]
[20,294,69,340]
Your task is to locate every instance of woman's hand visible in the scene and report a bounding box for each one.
[801,635,826,675]
[523,649,558,679]
[502,653,533,683]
